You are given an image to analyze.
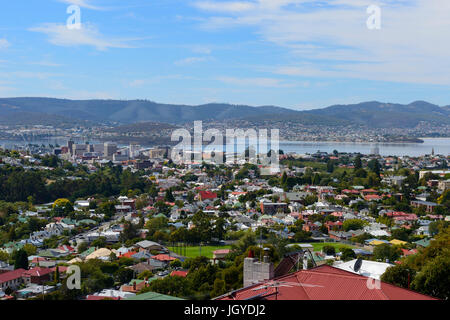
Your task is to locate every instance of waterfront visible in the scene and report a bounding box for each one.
[1,137,449,157]
[277,138,450,157]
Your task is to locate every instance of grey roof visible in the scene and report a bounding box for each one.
[135,240,164,249]
[131,251,153,260]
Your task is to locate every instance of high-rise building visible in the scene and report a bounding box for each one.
[129,144,141,158]
[73,143,88,156]
[68,140,74,155]
[104,142,117,159]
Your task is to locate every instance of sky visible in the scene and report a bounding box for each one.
[0,0,449,110]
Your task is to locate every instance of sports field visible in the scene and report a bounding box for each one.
[292,242,356,252]
[169,245,232,259]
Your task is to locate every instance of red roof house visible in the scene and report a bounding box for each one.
[170,270,189,277]
[0,269,26,291]
[118,250,138,259]
[151,254,177,262]
[215,265,437,300]
[23,267,53,284]
[365,194,382,201]
[198,190,217,201]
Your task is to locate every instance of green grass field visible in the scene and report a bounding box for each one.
[169,242,354,259]
[293,242,355,252]
[169,245,232,259]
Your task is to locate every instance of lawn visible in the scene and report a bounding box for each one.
[293,242,356,252]
[169,242,354,259]
[169,245,232,259]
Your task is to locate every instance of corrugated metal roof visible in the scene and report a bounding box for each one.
[216,265,437,300]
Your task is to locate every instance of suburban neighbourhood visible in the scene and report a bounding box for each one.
[0,144,448,300]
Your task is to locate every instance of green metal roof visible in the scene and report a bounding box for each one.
[80,247,96,257]
[78,219,97,225]
[414,238,431,247]
[128,279,145,286]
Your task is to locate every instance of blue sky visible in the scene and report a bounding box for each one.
[0,0,449,110]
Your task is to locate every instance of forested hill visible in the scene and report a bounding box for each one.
[0,97,449,128]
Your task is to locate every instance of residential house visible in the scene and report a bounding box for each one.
[0,269,26,291]
[410,200,438,213]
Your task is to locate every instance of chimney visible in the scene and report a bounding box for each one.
[303,255,308,270]
[263,247,270,263]
[243,249,274,287]
[133,281,136,291]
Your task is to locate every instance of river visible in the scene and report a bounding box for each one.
[1,137,449,157]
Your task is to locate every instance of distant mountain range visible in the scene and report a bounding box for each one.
[0,97,449,128]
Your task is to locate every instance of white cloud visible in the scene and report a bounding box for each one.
[2,71,61,80]
[193,1,256,13]
[29,60,63,67]
[216,76,295,87]
[193,0,450,86]
[0,38,10,49]
[29,23,137,51]
[126,75,196,88]
[65,90,117,99]
[174,57,208,66]
[190,45,213,54]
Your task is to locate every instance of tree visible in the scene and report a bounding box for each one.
[327,160,335,173]
[211,278,227,298]
[322,245,336,256]
[354,168,367,178]
[146,275,192,298]
[54,266,60,283]
[165,189,175,202]
[91,237,107,248]
[191,211,213,243]
[373,244,401,262]
[354,155,362,170]
[230,231,256,257]
[53,198,72,209]
[97,201,117,219]
[281,172,288,187]
[170,259,182,269]
[428,221,445,237]
[0,251,9,262]
[342,219,367,232]
[391,228,411,242]
[120,222,139,242]
[293,230,312,242]
[14,248,28,270]
[340,248,356,261]
[115,267,134,284]
[52,198,73,216]
[412,255,450,300]
[368,159,381,176]
[77,241,89,253]
[7,226,16,241]
[381,264,416,289]
[312,173,321,185]
[23,244,37,256]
